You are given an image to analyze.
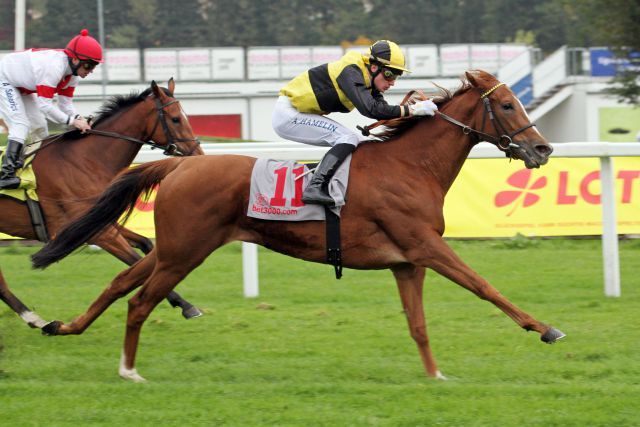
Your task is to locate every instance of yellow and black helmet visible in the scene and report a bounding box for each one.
[368,40,410,73]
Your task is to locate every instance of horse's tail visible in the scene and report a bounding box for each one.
[32,158,185,269]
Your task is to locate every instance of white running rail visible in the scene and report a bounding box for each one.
[136,141,640,298]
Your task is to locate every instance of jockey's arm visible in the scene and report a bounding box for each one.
[336,65,409,120]
[57,95,79,119]
[35,94,71,125]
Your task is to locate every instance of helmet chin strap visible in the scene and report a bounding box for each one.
[368,63,382,82]
[68,57,81,76]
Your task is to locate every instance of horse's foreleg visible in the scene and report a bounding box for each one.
[391,264,446,380]
[118,227,202,319]
[413,234,564,343]
[43,254,156,336]
[0,268,48,329]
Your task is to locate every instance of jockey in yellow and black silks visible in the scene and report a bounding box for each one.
[273,40,438,206]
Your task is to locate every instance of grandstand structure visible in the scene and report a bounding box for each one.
[1,44,632,144]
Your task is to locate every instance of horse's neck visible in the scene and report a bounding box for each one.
[75,103,150,172]
[388,101,477,194]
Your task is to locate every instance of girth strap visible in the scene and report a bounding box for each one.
[324,206,343,279]
[25,197,49,242]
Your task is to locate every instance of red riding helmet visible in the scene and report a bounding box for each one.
[64,29,103,63]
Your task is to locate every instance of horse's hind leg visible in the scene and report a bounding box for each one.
[392,264,446,380]
[120,261,202,382]
[119,219,231,381]
[43,253,156,336]
[119,227,202,319]
[0,268,48,328]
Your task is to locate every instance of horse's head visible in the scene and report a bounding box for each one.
[464,70,553,169]
[146,78,204,156]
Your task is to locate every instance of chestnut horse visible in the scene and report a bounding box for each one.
[33,70,565,382]
[1,79,204,329]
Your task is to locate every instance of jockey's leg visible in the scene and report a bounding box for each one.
[25,96,49,146]
[0,139,24,189]
[0,80,28,189]
[272,95,360,205]
[301,143,355,205]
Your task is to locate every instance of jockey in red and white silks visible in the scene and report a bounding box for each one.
[1,49,81,141]
[0,29,102,189]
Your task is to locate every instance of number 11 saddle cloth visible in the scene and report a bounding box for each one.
[247,156,352,221]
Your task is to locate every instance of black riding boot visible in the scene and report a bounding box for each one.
[0,139,24,190]
[302,143,355,206]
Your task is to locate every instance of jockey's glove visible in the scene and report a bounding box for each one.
[409,100,438,117]
[72,114,92,133]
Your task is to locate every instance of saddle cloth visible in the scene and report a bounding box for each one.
[247,156,352,221]
[0,148,38,201]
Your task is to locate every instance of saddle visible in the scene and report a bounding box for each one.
[0,144,49,242]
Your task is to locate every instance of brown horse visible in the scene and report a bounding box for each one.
[1,79,204,329]
[33,70,564,382]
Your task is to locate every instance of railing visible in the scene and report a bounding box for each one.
[136,141,640,299]
[532,46,568,98]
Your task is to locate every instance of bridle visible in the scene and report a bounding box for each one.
[357,83,536,158]
[28,95,200,157]
[436,82,536,157]
[142,97,201,156]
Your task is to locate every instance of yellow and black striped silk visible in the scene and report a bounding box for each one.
[280,51,370,115]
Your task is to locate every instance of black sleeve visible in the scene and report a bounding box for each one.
[336,65,405,120]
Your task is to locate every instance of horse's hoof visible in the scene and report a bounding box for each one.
[435,370,448,381]
[182,306,203,319]
[541,327,566,344]
[119,368,147,383]
[41,320,62,336]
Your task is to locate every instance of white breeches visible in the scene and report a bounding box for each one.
[0,80,48,143]
[272,96,362,147]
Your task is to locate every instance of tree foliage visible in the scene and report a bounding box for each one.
[575,0,640,105]
[1,0,638,104]
[0,0,598,50]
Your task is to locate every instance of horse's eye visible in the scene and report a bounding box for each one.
[171,117,180,124]
[502,103,514,111]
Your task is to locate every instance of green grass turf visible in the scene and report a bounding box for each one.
[1,239,639,426]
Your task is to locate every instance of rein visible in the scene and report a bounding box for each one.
[25,96,200,158]
[358,85,536,157]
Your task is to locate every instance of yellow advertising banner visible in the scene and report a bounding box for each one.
[444,157,640,237]
[2,157,640,240]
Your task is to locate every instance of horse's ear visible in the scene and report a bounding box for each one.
[168,78,175,96]
[465,71,479,88]
[151,80,164,99]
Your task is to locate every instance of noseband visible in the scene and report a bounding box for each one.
[436,83,536,157]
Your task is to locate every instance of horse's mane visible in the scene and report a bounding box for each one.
[92,87,172,127]
[374,78,474,142]
[54,86,172,141]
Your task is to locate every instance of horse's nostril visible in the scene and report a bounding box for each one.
[535,143,553,157]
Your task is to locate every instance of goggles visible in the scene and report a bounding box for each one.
[80,61,98,71]
[382,68,402,81]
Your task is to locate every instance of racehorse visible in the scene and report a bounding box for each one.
[32,70,565,382]
[1,79,204,329]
